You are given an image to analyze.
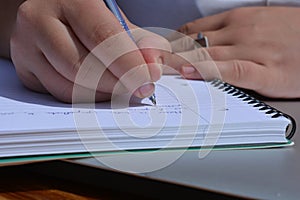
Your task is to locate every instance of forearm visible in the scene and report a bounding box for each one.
[0,0,25,59]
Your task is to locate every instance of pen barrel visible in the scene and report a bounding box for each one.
[104,0,134,41]
[104,0,125,28]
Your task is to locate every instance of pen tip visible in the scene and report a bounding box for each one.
[149,95,157,106]
[153,99,157,106]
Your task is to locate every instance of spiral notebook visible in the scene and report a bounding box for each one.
[0,59,296,165]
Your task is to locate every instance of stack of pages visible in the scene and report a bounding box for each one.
[0,59,295,161]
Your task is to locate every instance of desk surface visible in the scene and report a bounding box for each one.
[1,101,298,199]
[68,100,300,200]
[0,164,153,199]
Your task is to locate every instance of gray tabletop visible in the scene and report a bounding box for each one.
[117,0,202,29]
[70,100,300,200]
[5,1,299,198]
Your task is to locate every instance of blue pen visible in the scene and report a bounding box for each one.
[104,0,157,105]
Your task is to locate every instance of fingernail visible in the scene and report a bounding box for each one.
[182,66,195,74]
[138,83,154,98]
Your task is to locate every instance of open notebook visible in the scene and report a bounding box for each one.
[0,59,296,164]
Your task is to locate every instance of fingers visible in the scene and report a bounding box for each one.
[30,0,161,99]
[152,45,213,75]
[12,27,127,103]
[170,21,240,53]
[64,0,160,98]
[35,16,89,81]
[63,0,127,50]
[161,46,226,73]
[34,16,130,96]
[92,39,159,98]
[181,60,268,92]
[33,52,112,103]
[134,28,172,78]
[178,11,228,34]
[170,30,233,53]
[189,31,233,46]
[163,44,271,73]
[12,46,112,103]
[169,34,198,52]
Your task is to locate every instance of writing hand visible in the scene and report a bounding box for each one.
[11,0,165,103]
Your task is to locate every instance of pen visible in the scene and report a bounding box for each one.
[104,0,157,105]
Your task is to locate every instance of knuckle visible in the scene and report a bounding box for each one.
[178,23,191,34]
[226,7,247,20]
[17,1,36,25]
[90,23,117,47]
[231,60,246,82]
[225,9,240,22]
[225,7,256,24]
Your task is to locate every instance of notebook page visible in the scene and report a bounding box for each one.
[0,60,205,135]
[0,59,291,157]
[0,59,289,138]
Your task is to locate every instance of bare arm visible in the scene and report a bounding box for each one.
[0,0,25,58]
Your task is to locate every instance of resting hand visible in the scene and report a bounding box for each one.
[171,7,300,98]
[10,0,165,103]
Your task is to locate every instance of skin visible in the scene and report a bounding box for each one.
[172,7,300,98]
[7,0,166,103]
[1,3,300,101]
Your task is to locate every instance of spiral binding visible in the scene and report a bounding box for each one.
[210,79,296,140]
